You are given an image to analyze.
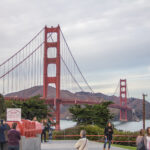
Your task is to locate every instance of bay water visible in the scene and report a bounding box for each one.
[60,120,150,132]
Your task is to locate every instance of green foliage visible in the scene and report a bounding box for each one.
[0,94,6,119]
[112,129,137,146]
[53,125,104,140]
[112,144,136,150]
[69,101,113,127]
[53,125,137,146]
[5,95,51,120]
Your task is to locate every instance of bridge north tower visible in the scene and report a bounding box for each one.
[120,79,127,121]
[43,25,61,130]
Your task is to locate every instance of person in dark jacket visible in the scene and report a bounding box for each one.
[103,122,113,150]
[41,119,47,142]
[0,120,7,150]
[7,122,21,150]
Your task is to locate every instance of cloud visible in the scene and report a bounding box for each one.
[0,0,150,100]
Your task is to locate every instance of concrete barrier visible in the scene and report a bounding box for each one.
[20,134,41,150]
[1,134,41,150]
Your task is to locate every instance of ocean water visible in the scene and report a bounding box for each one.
[60,120,150,132]
[113,120,150,132]
[60,120,76,129]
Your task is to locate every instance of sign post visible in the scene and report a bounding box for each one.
[7,108,21,122]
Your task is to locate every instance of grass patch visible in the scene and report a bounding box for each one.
[112,144,136,150]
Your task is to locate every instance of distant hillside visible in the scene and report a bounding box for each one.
[6,86,150,120]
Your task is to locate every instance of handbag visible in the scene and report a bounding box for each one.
[81,139,87,150]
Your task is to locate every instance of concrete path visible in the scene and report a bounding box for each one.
[41,140,127,150]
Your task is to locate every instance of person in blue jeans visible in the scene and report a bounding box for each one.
[103,122,113,150]
[0,120,7,150]
[7,123,21,150]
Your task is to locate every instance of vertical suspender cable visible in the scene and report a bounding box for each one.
[12,58,13,93]
[3,65,5,94]
[7,60,9,93]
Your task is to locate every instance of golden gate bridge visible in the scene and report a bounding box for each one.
[0,25,131,130]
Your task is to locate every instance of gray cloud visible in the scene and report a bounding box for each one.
[0,0,150,99]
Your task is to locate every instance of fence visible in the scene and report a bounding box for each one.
[53,134,137,146]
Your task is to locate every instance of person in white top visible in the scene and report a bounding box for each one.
[74,130,88,150]
[136,129,145,150]
[144,127,150,150]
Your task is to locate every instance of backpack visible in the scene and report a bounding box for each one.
[137,137,145,150]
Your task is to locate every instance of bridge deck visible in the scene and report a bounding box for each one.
[41,140,127,150]
[5,97,132,110]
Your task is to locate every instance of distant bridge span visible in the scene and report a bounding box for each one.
[4,96,132,111]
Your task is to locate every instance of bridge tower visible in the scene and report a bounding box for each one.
[120,79,127,121]
[43,25,61,130]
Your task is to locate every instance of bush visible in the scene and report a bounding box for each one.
[53,125,138,146]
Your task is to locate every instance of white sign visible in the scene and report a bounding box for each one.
[7,108,21,121]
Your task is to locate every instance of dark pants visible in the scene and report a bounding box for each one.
[0,142,7,150]
[49,133,52,140]
[8,145,19,150]
[41,130,46,142]
[0,142,5,150]
[104,138,111,149]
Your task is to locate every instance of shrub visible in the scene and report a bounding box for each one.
[53,125,138,146]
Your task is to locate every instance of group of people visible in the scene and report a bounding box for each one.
[136,127,150,150]
[74,122,114,150]
[103,123,150,150]
[40,119,53,143]
[75,122,150,150]
[1,117,150,150]
[0,120,20,150]
[0,117,53,150]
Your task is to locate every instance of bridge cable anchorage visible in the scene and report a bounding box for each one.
[60,28,94,93]
[48,33,84,92]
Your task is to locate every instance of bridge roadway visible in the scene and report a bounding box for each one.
[5,97,131,110]
[41,140,127,150]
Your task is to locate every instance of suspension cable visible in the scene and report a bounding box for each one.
[60,28,94,93]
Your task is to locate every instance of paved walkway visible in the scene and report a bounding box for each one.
[41,140,127,150]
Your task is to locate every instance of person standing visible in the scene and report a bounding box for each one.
[0,120,7,150]
[7,123,21,150]
[74,130,88,150]
[103,122,113,150]
[136,129,145,150]
[32,116,37,121]
[144,127,150,150]
[41,119,47,142]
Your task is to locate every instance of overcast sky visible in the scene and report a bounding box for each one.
[0,0,150,101]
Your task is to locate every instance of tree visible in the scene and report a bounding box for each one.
[0,94,6,119]
[69,101,113,127]
[5,95,52,120]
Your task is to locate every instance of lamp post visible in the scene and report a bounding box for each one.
[142,94,147,130]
